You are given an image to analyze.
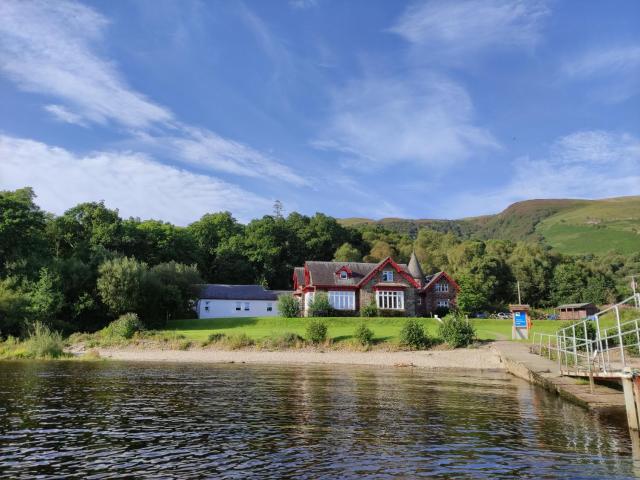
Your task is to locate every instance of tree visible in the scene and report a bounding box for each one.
[551,263,588,305]
[28,267,64,324]
[508,242,555,307]
[0,187,48,277]
[333,243,361,262]
[150,261,202,320]
[0,278,30,337]
[97,257,147,317]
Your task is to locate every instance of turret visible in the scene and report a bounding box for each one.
[407,251,424,286]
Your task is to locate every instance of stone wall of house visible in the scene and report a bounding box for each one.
[423,278,458,315]
[359,267,418,317]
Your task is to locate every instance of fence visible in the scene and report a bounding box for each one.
[531,294,640,377]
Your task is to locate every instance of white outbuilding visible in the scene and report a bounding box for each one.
[195,284,288,319]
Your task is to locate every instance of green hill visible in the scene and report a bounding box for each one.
[340,196,640,256]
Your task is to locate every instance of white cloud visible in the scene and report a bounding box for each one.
[44,104,88,127]
[562,45,640,103]
[448,130,640,217]
[0,0,172,129]
[390,0,548,56]
[0,0,305,186]
[314,73,499,168]
[0,134,272,225]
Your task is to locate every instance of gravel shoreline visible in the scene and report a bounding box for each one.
[90,345,505,370]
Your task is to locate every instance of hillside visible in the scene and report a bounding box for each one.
[340,196,640,256]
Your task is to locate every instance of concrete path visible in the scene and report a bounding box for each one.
[492,341,625,413]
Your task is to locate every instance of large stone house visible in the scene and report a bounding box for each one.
[292,253,458,317]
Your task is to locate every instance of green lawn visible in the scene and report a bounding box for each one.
[163,317,566,344]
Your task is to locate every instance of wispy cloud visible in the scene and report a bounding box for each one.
[314,73,499,169]
[448,130,640,216]
[561,45,640,103]
[0,134,272,224]
[390,0,549,57]
[0,0,305,186]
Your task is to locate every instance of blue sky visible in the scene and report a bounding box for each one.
[1,0,639,225]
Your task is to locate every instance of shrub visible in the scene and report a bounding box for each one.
[259,332,304,350]
[306,319,328,344]
[23,322,65,359]
[206,333,226,344]
[354,322,374,346]
[360,301,378,318]
[102,313,143,340]
[438,314,476,348]
[225,333,254,350]
[433,306,450,318]
[278,294,300,318]
[378,309,406,318]
[308,292,331,317]
[399,319,428,350]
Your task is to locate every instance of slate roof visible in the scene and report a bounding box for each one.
[304,260,410,287]
[197,284,285,301]
[407,251,424,280]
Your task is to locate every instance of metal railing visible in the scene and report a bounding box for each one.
[531,294,640,377]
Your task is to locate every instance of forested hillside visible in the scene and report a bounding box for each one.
[340,196,640,255]
[1,187,638,337]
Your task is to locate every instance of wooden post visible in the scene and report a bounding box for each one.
[623,374,640,431]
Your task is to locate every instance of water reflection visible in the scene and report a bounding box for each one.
[0,361,636,478]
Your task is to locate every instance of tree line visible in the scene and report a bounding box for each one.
[1,187,637,336]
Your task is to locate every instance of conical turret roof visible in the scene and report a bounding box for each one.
[407,251,424,280]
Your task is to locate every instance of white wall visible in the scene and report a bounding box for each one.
[197,299,278,318]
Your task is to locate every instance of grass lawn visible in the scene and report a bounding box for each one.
[163,317,567,345]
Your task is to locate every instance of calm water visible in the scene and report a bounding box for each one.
[0,361,637,479]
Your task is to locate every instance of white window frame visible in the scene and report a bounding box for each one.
[435,281,449,293]
[328,291,355,310]
[235,302,241,311]
[305,292,315,310]
[204,301,210,312]
[382,270,394,282]
[437,299,450,308]
[375,290,404,310]
[267,303,273,312]
[339,271,348,280]
[244,302,250,311]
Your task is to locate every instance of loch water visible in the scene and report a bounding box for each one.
[0,361,636,478]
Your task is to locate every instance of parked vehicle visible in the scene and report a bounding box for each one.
[546,314,559,320]
[473,312,489,319]
[496,312,511,319]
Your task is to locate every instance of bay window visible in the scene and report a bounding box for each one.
[376,290,404,310]
[328,290,355,310]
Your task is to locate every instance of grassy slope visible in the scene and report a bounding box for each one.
[165,317,566,344]
[536,196,640,255]
[340,196,640,256]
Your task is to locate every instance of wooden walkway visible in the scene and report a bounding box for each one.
[492,341,626,413]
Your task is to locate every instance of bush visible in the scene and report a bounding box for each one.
[225,333,254,350]
[23,322,65,359]
[354,322,374,346]
[438,315,476,348]
[308,292,331,317]
[400,319,428,350]
[306,319,328,344]
[360,302,378,318]
[433,306,450,318]
[378,309,406,318]
[102,313,143,340]
[278,294,300,318]
[205,333,226,344]
[259,332,304,350]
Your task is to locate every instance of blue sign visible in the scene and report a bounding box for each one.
[514,311,527,328]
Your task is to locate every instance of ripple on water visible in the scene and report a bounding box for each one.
[0,361,636,479]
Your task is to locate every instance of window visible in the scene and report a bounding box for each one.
[382,270,394,282]
[376,290,404,310]
[437,299,450,308]
[435,281,449,293]
[339,271,348,280]
[204,301,210,312]
[305,292,315,310]
[235,302,241,311]
[244,302,250,311]
[267,303,273,312]
[328,291,355,310]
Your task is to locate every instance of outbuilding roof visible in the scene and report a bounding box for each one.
[197,284,285,301]
[556,302,597,310]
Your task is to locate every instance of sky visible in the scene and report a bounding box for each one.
[0,0,639,225]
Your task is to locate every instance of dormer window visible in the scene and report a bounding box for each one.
[382,270,394,282]
[339,271,348,280]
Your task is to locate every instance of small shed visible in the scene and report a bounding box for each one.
[555,302,599,321]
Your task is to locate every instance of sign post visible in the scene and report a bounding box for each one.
[510,304,531,340]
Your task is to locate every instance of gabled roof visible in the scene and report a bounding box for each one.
[422,271,459,292]
[303,258,416,287]
[357,257,420,288]
[197,284,286,301]
[556,302,597,310]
